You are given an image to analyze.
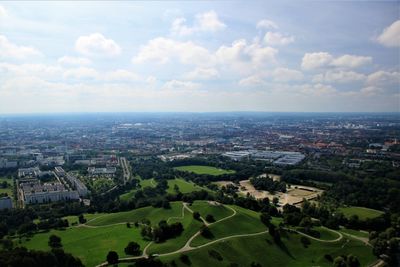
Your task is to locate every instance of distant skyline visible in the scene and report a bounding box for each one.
[0,1,399,113]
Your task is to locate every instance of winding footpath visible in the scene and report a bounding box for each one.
[94,202,355,267]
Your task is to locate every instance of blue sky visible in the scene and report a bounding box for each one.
[0,1,399,113]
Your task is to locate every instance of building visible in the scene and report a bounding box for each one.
[87,167,116,177]
[54,167,88,197]
[222,151,250,161]
[18,178,79,205]
[18,167,41,178]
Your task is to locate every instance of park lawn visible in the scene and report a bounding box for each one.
[338,206,384,220]
[296,226,341,241]
[119,178,156,201]
[147,207,203,255]
[19,224,149,267]
[190,205,266,247]
[340,227,370,239]
[166,178,209,194]
[174,165,235,176]
[87,202,183,226]
[161,231,375,267]
[63,213,107,225]
[0,177,13,197]
[189,201,234,222]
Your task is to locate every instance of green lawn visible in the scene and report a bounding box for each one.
[174,165,235,176]
[167,178,209,194]
[87,202,183,226]
[190,205,266,247]
[161,232,375,267]
[19,224,148,267]
[147,206,203,255]
[17,201,376,267]
[338,206,384,220]
[0,177,13,197]
[189,201,235,222]
[339,227,370,239]
[119,178,156,201]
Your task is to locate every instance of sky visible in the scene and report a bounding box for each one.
[0,1,399,114]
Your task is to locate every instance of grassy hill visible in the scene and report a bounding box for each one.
[18,201,376,267]
[338,206,384,220]
[174,165,235,176]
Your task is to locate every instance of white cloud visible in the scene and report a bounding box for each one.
[257,19,278,30]
[63,67,99,80]
[216,39,277,74]
[75,33,121,57]
[162,80,201,91]
[196,10,226,32]
[239,75,266,87]
[331,55,372,69]
[0,63,63,79]
[104,69,141,82]
[312,70,366,83]
[301,52,333,70]
[184,67,219,80]
[300,83,337,96]
[301,52,371,70]
[171,10,226,36]
[360,86,384,96]
[377,20,400,47]
[58,56,91,66]
[272,68,303,82]
[133,37,214,66]
[264,32,294,46]
[0,35,41,60]
[0,5,7,17]
[366,71,400,86]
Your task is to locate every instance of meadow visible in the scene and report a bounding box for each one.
[174,165,235,176]
[338,206,384,220]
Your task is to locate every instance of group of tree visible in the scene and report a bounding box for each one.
[141,220,184,243]
[250,176,286,193]
[0,247,83,267]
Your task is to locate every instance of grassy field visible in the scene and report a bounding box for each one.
[120,178,209,201]
[20,224,148,267]
[190,201,234,221]
[119,178,156,201]
[86,202,183,226]
[0,177,13,197]
[190,205,266,247]
[338,206,384,220]
[161,231,375,267]
[174,165,235,176]
[339,227,370,238]
[18,201,376,267]
[167,178,210,194]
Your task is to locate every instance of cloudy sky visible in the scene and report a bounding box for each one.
[0,1,399,114]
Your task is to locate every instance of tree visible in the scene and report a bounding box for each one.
[300,236,311,248]
[180,254,191,266]
[200,225,213,239]
[78,214,86,224]
[333,256,346,267]
[260,212,271,226]
[106,251,119,264]
[124,241,141,256]
[193,211,201,221]
[346,254,360,267]
[205,214,215,223]
[48,235,62,248]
